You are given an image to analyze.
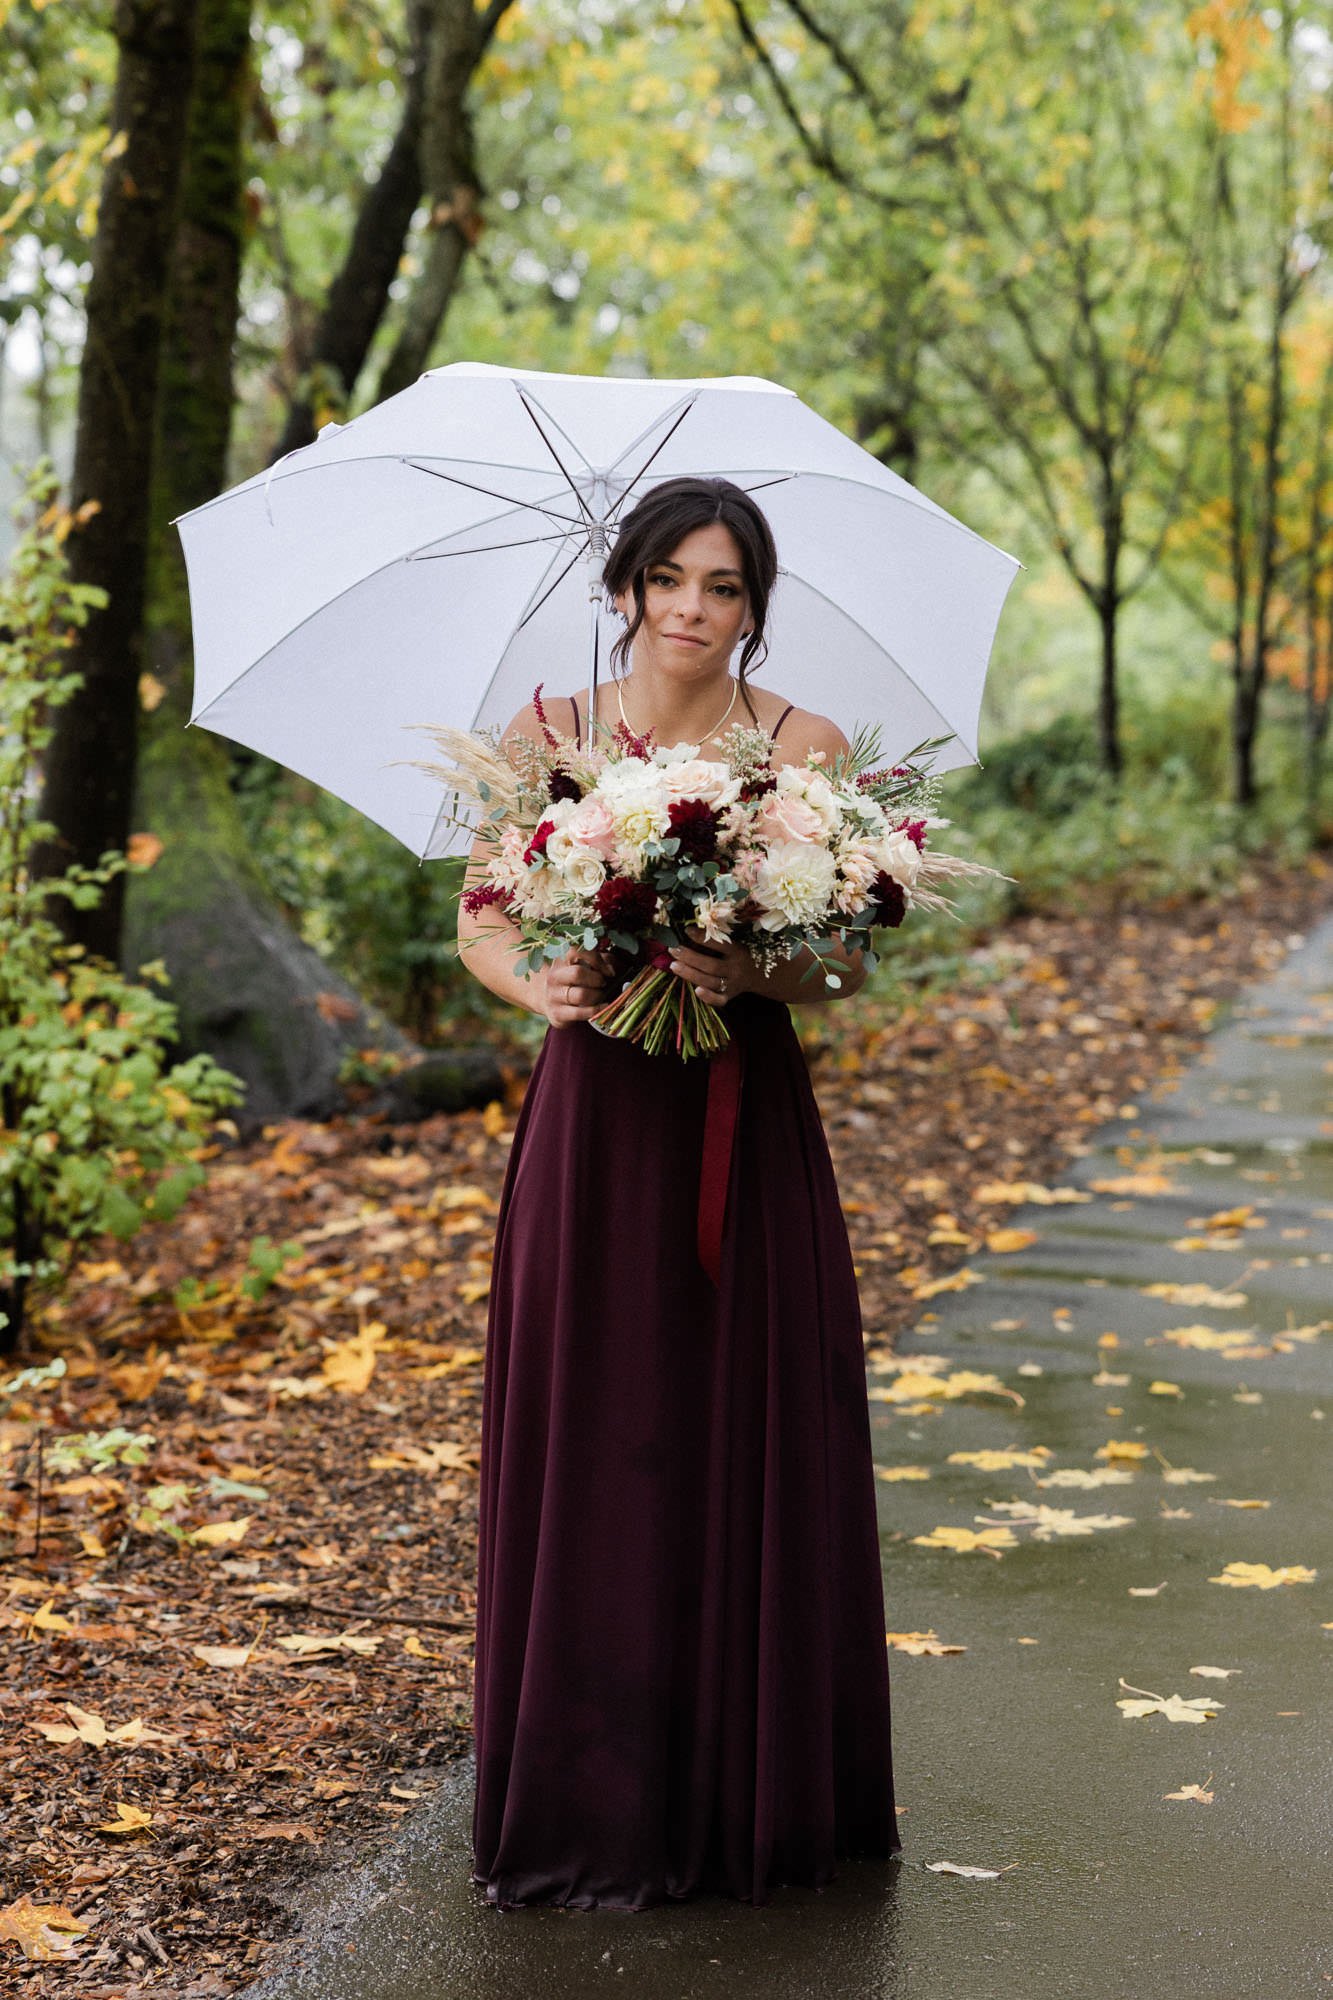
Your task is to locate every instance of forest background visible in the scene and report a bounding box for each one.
[4,0,1333,1080]
[2,5,1333,1981]
[0,0,1332,1321]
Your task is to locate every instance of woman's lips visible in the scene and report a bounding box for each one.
[666,634,705,645]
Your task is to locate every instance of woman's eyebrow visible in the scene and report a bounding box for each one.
[653,560,744,578]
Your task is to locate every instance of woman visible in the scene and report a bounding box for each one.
[458,475,901,1911]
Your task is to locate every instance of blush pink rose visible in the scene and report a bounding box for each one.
[755,791,825,845]
[562,794,618,860]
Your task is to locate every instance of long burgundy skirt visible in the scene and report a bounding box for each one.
[470,989,900,1911]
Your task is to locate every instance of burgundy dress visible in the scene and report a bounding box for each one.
[469,697,900,1911]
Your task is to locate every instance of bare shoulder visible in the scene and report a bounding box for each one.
[499,692,581,760]
[768,702,851,770]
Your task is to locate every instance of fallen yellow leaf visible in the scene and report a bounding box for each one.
[1159,1323,1262,1352]
[403,1631,451,1661]
[191,1642,257,1668]
[1141,1283,1247,1308]
[189,1517,251,1548]
[885,1630,967,1655]
[28,1600,75,1634]
[910,1525,1018,1555]
[984,1228,1038,1254]
[97,1802,152,1835]
[322,1322,387,1395]
[1117,1679,1223,1723]
[1037,1467,1135,1488]
[1208,1562,1316,1589]
[911,1266,985,1299]
[981,1501,1134,1538]
[973,1180,1090,1205]
[0,1893,90,1961]
[1089,1171,1180,1196]
[948,1448,1052,1470]
[273,1631,383,1658]
[1096,1440,1150,1463]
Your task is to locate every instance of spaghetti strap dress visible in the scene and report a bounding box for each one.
[469,694,901,1911]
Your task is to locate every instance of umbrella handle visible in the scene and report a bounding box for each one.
[585,552,604,747]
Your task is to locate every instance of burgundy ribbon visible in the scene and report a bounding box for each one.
[697,1030,744,1286]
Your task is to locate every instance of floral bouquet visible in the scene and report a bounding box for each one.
[409,684,1005,1058]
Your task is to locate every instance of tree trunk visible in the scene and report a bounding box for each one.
[371,0,496,404]
[31,0,200,961]
[1096,483,1124,780]
[270,0,432,462]
[1097,595,1122,782]
[125,0,501,1130]
[1231,653,1262,810]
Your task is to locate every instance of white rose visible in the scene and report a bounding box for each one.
[877,827,922,891]
[553,847,606,898]
[659,758,743,810]
[752,840,839,931]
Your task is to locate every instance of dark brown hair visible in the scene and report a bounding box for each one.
[601,476,779,723]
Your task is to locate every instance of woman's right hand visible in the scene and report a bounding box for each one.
[542,945,616,1027]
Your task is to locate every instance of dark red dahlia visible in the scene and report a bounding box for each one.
[870,871,907,928]
[546,767,583,804]
[523,818,555,864]
[740,772,777,801]
[594,877,657,931]
[667,798,720,862]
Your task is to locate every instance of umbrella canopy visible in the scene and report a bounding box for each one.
[177,362,1021,860]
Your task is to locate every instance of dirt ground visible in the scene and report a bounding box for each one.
[3,851,1331,1996]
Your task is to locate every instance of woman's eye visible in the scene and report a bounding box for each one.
[648,574,738,596]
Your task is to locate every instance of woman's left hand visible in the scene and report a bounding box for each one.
[668,927,754,1007]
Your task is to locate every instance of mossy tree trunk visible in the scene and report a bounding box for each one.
[31,0,200,961]
[270,0,432,462]
[371,0,517,404]
[126,0,499,1129]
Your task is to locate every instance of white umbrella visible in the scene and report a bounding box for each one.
[176,361,1021,860]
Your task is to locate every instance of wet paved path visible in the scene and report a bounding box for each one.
[246,910,1333,2000]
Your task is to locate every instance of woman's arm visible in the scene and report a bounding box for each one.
[747,934,870,1005]
[454,704,614,1025]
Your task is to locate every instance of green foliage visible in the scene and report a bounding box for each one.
[0,1352,65,1402]
[0,465,245,1352]
[240,1232,304,1302]
[43,1423,155,1476]
[915,688,1318,932]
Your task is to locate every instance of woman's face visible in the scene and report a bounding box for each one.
[614,522,751,679]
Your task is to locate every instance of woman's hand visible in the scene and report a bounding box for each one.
[542,944,616,1027]
[667,927,754,1007]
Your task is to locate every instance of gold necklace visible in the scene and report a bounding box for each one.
[615,673,738,747]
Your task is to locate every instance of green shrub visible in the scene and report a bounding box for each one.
[0,466,245,1355]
